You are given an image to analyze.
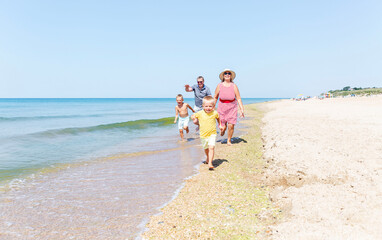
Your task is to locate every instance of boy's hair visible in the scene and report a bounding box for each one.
[197,76,204,81]
[176,94,183,99]
[202,96,215,106]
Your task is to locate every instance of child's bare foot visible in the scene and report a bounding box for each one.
[227,141,232,146]
[208,166,214,171]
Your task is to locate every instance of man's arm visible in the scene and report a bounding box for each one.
[206,87,212,96]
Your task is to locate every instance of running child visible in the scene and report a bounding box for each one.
[191,96,223,170]
[174,94,195,141]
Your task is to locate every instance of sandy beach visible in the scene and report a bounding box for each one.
[142,103,279,239]
[143,95,382,239]
[0,98,272,240]
[4,97,379,239]
[263,96,382,239]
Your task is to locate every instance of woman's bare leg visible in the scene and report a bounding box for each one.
[220,123,227,136]
[227,124,234,145]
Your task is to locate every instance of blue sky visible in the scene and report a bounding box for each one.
[1,0,381,98]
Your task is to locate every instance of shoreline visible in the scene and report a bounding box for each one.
[0,98,284,239]
[142,95,382,239]
[142,102,279,239]
[0,133,205,239]
[136,156,203,238]
[0,98,281,184]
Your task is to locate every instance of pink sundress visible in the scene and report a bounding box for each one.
[217,83,238,125]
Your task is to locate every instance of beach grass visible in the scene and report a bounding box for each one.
[142,103,281,239]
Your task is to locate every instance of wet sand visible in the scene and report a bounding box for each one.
[262,96,382,239]
[0,138,204,239]
[3,96,380,239]
[142,104,276,239]
[142,96,382,239]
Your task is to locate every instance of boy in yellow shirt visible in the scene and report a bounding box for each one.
[191,96,223,170]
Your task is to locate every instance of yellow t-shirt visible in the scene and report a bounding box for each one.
[193,110,219,138]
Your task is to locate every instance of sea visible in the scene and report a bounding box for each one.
[0,98,281,239]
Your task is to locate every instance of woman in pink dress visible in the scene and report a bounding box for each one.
[214,69,244,145]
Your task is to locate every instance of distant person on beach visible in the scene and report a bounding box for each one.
[191,96,223,170]
[214,69,244,146]
[174,94,195,141]
[185,76,212,127]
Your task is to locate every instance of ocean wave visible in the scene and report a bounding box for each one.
[0,114,125,122]
[0,110,171,123]
[35,117,174,137]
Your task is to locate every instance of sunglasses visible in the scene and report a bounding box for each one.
[197,81,203,83]
[224,72,231,75]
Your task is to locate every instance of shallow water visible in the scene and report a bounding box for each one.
[0,98,278,182]
[0,98,281,239]
[0,138,203,239]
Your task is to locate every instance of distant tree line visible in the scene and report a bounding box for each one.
[322,86,381,97]
[330,86,378,93]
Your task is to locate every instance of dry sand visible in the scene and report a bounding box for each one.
[262,96,382,239]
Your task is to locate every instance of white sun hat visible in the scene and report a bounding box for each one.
[219,69,236,81]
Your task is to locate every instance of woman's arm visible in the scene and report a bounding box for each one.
[234,84,244,118]
[214,84,220,106]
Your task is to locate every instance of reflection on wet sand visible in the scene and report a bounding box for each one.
[0,143,203,239]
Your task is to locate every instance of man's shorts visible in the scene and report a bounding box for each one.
[194,106,203,112]
[200,134,217,149]
[178,116,190,130]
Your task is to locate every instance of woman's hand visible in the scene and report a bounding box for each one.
[239,110,244,118]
